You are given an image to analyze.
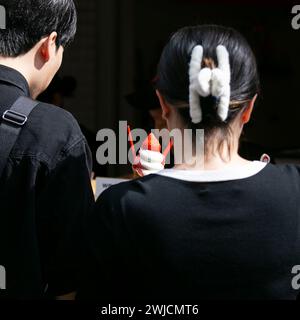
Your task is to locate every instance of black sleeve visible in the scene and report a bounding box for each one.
[78,186,137,301]
[78,191,118,300]
[36,138,95,296]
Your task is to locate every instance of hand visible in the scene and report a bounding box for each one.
[133,149,165,177]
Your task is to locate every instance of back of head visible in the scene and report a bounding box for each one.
[0,0,77,57]
[156,25,260,146]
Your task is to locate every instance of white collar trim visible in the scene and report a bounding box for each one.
[155,161,267,182]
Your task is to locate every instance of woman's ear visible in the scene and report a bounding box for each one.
[156,90,171,121]
[242,94,257,124]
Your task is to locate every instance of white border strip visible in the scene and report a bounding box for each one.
[155,161,267,182]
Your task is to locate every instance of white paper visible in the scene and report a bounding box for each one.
[95,177,128,199]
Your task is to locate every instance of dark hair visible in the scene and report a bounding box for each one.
[156,25,260,153]
[0,0,77,57]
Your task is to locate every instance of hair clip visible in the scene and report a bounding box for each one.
[189,45,231,123]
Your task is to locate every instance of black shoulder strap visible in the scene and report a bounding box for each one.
[0,96,39,177]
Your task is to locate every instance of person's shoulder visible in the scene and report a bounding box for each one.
[264,163,300,185]
[96,174,166,207]
[268,163,300,175]
[14,101,87,165]
[34,101,82,138]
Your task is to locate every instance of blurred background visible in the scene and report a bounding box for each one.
[39,0,300,177]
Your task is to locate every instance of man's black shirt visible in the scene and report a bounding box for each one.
[0,65,94,299]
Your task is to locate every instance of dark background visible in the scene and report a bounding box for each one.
[53,0,300,177]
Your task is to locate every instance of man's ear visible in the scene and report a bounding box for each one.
[242,94,258,124]
[156,90,171,121]
[40,32,58,62]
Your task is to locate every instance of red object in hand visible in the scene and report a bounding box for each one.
[141,133,161,152]
[133,133,162,177]
[129,130,173,177]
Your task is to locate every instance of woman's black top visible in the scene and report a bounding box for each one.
[81,163,300,300]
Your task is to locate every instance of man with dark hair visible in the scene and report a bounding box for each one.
[0,0,94,299]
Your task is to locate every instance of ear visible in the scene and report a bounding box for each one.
[241,94,257,124]
[39,32,58,62]
[156,90,171,120]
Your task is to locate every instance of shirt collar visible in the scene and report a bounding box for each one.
[0,64,30,96]
[155,161,268,182]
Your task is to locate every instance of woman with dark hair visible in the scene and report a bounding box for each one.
[81,25,300,300]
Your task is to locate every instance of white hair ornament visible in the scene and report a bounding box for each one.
[189,45,231,123]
